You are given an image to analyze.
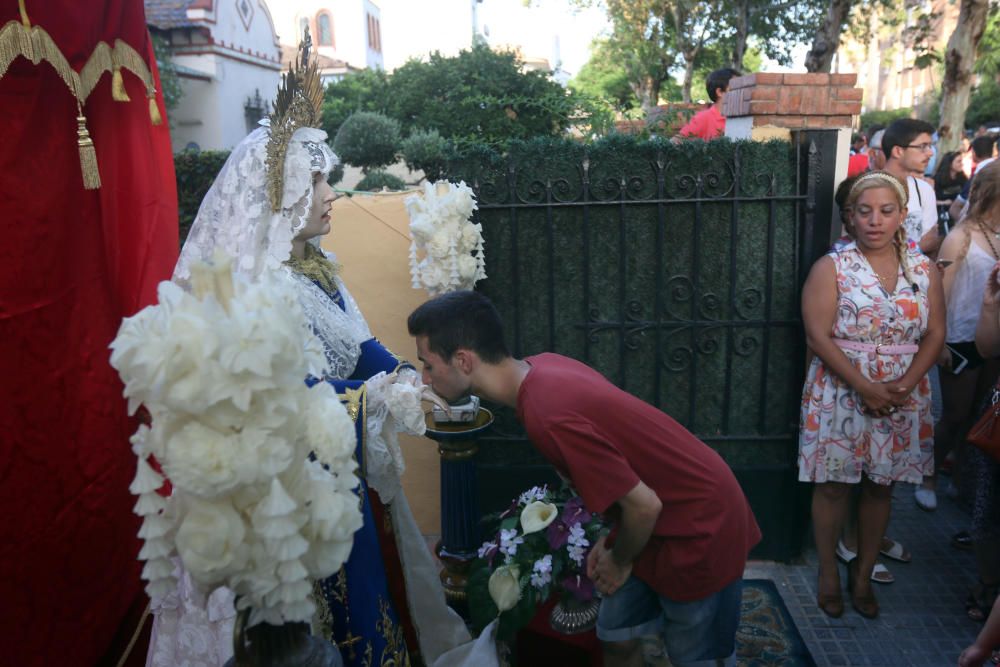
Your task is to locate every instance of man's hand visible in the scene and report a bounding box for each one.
[586,535,631,596]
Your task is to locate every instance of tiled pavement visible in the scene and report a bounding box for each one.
[744,481,981,667]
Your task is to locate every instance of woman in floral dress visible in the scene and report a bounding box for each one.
[799,171,945,619]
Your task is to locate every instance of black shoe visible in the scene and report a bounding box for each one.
[952,530,974,551]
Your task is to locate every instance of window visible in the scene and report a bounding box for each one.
[366,14,381,52]
[317,12,333,47]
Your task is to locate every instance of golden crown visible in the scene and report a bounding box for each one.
[265,29,324,212]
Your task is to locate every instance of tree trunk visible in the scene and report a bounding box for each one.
[731,0,750,70]
[937,0,990,154]
[681,58,696,103]
[632,77,661,115]
[804,0,854,73]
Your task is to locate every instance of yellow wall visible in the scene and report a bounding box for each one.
[320,191,440,536]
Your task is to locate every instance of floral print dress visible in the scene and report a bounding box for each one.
[798,241,934,485]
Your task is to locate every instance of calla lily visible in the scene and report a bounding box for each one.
[520,501,558,534]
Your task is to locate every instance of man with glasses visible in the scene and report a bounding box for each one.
[883,118,941,256]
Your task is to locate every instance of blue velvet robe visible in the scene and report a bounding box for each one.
[304,283,416,667]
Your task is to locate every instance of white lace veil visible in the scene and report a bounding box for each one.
[173,122,372,377]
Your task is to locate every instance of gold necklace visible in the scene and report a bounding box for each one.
[862,251,899,293]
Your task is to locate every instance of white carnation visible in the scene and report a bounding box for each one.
[427,229,452,259]
[162,421,243,497]
[176,499,247,585]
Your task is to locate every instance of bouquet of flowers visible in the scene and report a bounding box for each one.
[466,484,604,641]
[405,180,486,295]
[109,254,363,628]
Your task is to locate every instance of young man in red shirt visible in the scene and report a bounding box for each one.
[676,67,741,141]
[408,291,761,667]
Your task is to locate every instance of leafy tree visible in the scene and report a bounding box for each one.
[401,129,449,182]
[974,8,1000,78]
[966,76,1000,129]
[938,0,992,152]
[151,33,182,110]
[859,107,913,129]
[332,111,400,173]
[569,39,639,111]
[386,45,595,145]
[320,68,392,140]
[355,170,406,191]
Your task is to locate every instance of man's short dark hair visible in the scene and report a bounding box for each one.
[971,135,996,159]
[706,68,741,103]
[407,291,510,364]
[882,118,935,160]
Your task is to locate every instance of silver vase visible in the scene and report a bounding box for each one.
[548,597,600,635]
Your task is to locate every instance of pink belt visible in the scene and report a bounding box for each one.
[834,339,919,355]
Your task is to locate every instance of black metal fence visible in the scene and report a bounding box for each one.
[448,131,838,560]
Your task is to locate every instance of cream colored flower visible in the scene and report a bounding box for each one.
[386,381,426,435]
[163,421,243,497]
[488,565,521,612]
[176,499,247,585]
[302,383,357,468]
[520,501,558,534]
[457,254,479,281]
[457,222,482,253]
[428,229,452,259]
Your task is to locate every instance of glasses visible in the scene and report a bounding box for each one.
[904,143,935,153]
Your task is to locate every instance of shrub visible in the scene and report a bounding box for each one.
[355,169,406,192]
[859,108,913,132]
[174,149,230,243]
[333,111,401,172]
[401,129,450,182]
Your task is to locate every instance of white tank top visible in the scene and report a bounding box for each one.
[947,241,997,342]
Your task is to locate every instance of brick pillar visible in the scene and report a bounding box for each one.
[722,73,863,141]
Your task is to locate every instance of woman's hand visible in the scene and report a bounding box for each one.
[938,345,953,370]
[983,262,1000,308]
[886,382,913,407]
[858,381,897,416]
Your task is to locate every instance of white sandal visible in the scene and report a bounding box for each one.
[835,540,894,584]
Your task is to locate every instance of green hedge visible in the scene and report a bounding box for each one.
[174,150,230,243]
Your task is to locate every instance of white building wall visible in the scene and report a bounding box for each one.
[265,1,381,70]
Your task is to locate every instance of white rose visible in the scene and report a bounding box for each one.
[488,565,521,612]
[175,499,246,585]
[456,223,482,253]
[519,501,558,534]
[457,254,478,282]
[427,229,452,259]
[409,213,435,242]
[163,421,242,497]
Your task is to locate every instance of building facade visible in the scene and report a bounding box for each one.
[834,0,960,117]
[267,0,384,78]
[146,0,282,151]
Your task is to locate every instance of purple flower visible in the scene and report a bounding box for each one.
[477,540,499,564]
[562,574,595,602]
[561,497,590,526]
[546,520,570,550]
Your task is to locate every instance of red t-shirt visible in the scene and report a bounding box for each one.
[516,353,761,601]
[678,104,725,140]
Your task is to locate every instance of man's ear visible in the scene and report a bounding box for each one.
[452,348,476,374]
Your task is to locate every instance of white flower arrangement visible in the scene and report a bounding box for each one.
[110,254,363,628]
[405,180,486,296]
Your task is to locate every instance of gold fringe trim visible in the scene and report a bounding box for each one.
[149,95,162,125]
[77,111,101,189]
[0,11,160,189]
[0,19,80,98]
[111,67,129,101]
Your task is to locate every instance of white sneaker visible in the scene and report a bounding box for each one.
[915,487,937,511]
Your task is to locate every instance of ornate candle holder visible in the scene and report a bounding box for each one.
[423,406,494,617]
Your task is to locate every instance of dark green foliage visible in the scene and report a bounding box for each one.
[320,69,392,140]
[328,161,345,187]
[355,169,406,192]
[333,111,401,172]
[860,108,914,130]
[966,78,1000,130]
[386,45,596,145]
[151,33,182,110]
[174,149,230,243]
[400,129,449,182]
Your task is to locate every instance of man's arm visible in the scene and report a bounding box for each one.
[586,480,661,595]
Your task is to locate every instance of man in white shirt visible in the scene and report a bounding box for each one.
[883,118,941,256]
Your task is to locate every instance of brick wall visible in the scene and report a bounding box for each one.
[722,73,863,130]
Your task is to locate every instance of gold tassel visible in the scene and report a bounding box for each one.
[148,94,162,125]
[111,67,129,101]
[76,113,101,189]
